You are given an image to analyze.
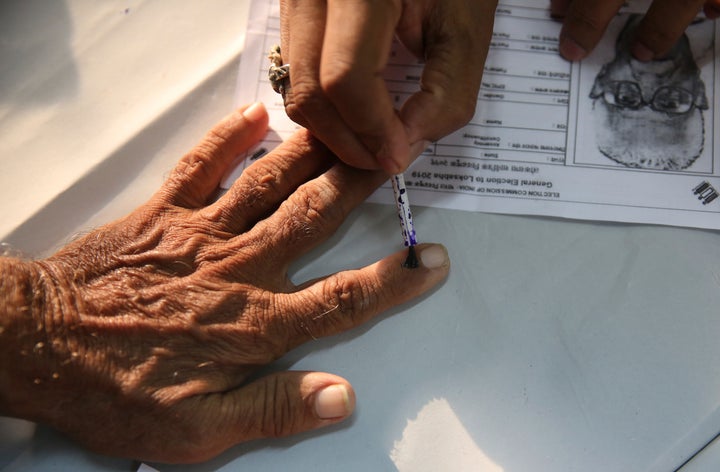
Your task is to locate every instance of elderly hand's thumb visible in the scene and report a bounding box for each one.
[230,372,355,441]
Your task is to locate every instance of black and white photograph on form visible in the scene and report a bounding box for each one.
[572,13,716,173]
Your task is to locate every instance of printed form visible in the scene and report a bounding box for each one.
[228,0,720,230]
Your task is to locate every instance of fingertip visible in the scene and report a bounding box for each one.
[241,101,269,125]
[377,159,404,175]
[376,140,411,174]
[705,4,720,19]
[392,243,449,299]
[559,35,587,62]
[313,383,356,420]
[630,41,654,62]
[417,243,450,271]
[375,135,429,173]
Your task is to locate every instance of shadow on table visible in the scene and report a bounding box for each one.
[0,0,78,106]
[3,57,239,257]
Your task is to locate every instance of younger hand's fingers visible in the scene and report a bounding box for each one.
[222,372,355,443]
[280,0,379,170]
[632,0,706,61]
[280,243,451,347]
[705,0,720,19]
[161,103,269,209]
[550,0,571,18]
[400,2,496,147]
[558,0,625,61]
[206,129,335,234]
[320,0,411,173]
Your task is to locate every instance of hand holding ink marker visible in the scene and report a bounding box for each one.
[391,173,419,269]
[268,45,419,269]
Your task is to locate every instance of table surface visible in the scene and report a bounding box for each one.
[1,1,720,471]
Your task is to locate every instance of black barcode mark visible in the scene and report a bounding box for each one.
[250,147,268,161]
[693,181,718,205]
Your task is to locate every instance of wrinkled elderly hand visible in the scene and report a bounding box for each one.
[0,103,450,463]
[552,0,720,62]
[279,0,498,174]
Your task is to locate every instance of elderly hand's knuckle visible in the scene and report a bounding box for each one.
[242,294,289,353]
[284,187,338,242]
[241,169,281,209]
[191,129,226,169]
[325,273,376,322]
[302,185,337,218]
[167,137,223,191]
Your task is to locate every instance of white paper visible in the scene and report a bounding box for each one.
[228,0,720,230]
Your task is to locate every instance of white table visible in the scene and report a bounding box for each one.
[2,2,719,471]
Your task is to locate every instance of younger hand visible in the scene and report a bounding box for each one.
[279,0,498,173]
[552,0,719,61]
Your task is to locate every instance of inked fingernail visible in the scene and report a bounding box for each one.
[314,384,354,419]
[559,36,586,62]
[631,42,654,62]
[242,101,267,122]
[419,244,449,269]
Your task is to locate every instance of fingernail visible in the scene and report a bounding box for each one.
[631,42,654,62]
[559,36,586,62]
[314,384,354,419]
[419,244,449,269]
[409,140,431,161]
[242,102,266,122]
[377,149,403,175]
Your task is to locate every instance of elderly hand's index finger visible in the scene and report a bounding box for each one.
[277,243,451,347]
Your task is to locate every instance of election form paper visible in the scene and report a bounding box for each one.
[228,0,720,230]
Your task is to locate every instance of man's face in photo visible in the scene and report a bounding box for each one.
[590,15,708,171]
